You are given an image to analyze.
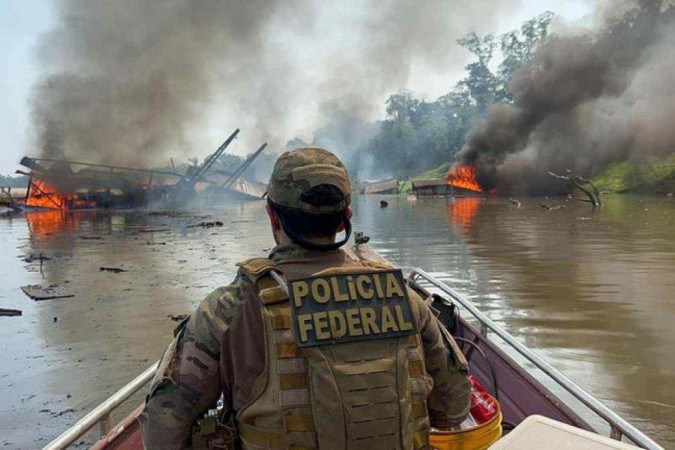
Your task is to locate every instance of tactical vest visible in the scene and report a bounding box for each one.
[234,257,432,450]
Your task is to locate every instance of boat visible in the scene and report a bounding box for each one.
[43,246,664,449]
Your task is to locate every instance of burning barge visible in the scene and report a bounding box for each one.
[4,129,267,212]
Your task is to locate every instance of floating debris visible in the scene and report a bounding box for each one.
[21,284,74,301]
[508,198,521,207]
[100,267,127,273]
[23,253,51,263]
[185,221,223,228]
[0,308,22,317]
[138,228,171,233]
[39,408,76,417]
[380,200,389,208]
[167,314,189,322]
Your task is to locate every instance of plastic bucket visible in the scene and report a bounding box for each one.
[429,405,502,450]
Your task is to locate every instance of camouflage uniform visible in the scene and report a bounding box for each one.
[140,148,471,449]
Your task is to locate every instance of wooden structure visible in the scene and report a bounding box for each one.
[363,180,399,195]
[411,179,451,196]
[13,129,268,210]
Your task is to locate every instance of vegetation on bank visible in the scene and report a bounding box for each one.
[593,155,675,194]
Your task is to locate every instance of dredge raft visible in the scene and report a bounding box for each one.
[8,129,267,212]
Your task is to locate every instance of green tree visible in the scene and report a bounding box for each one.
[385,91,420,134]
[455,32,502,113]
[499,11,554,100]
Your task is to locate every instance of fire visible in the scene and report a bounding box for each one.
[25,178,96,209]
[446,165,483,193]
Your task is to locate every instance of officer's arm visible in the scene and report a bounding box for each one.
[139,282,242,449]
[413,291,472,429]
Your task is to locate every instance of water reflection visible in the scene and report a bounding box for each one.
[446,197,482,234]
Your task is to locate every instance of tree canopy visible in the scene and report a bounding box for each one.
[350,12,554,179]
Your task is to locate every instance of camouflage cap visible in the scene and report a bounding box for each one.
[267,147,351,213]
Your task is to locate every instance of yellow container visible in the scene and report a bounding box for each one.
[429,408,503,450]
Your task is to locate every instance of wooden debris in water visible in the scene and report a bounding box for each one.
[549,170,602,206]
[23,253,51,263]
[21,284,74,301]
[0,308,22,317]
[185,221,223,228]
[168,314,189,322]
[540,204,566,211]
[100,267,127,273]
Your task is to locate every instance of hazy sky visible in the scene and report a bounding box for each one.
[0,0,592,175]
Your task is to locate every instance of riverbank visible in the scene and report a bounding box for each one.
[593,154,675,194]
[398,154,675,196]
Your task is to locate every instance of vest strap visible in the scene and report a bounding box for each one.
[279,389,310,406]
[238,422,285,448]
[270,314,291,330]
[236,257,277,282]
[260,286,289,305]
[409,360,424,378]
[277,342,301,358]
[413,429,430,449]
[280,373,308,389]
[284,414,315,432]
[411,401,427,419]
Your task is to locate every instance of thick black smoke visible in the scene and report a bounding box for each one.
[32,0,517,168]
[459,0,675,194]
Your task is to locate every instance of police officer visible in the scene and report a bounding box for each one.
[140,147,471,449]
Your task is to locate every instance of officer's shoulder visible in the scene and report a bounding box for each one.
[194,279,247,321]
[189,282,247,342]
[236,257,277,283]
[359,259,397,270]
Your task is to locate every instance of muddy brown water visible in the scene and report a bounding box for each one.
[0,195,673,448]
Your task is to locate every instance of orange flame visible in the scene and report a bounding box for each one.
[446,165,483,193]
[26,178,96,209]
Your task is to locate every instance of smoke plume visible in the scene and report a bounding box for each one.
[32,0,518,168]
[459,0,675,194]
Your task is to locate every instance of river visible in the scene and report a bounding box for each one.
[0,194,673,448]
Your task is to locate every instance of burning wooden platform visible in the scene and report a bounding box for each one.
[446,164,485,196]
[10,129,267,211]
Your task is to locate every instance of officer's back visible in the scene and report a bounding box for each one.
[140,147,471,449]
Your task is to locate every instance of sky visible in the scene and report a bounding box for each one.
[0,0,593,176]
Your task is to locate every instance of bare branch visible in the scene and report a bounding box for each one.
[549,171,601,206]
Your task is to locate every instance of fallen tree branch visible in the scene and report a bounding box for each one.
[548,171,601,206]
